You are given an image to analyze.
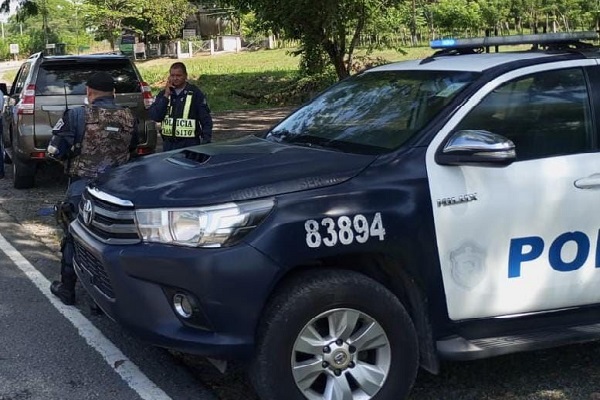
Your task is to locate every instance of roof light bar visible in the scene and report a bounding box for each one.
[430,31,599,50]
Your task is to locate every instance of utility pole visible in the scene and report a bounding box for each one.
[41,0,49,45]
[75,3,79,54]
[411,0,417,46]
[597,0,600,32]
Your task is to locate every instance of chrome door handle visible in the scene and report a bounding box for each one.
[574,174,600,189]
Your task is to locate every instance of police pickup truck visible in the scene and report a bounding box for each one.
[71,32,600,400]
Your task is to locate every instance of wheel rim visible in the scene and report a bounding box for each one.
[291,308,392,400]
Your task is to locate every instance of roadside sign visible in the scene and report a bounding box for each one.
[9,43,18,54]
[119,34,135,54]
[183,29,196,39]
[121,35,136,44]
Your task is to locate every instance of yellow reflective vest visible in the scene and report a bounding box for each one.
[162,92,197,138]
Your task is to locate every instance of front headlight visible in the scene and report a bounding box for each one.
[135,199,274,248]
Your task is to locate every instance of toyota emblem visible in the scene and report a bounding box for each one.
[82,199,94,226]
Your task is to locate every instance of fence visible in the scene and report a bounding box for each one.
[147,38,235,58]
[142,33,441,61]
[146,42,178,58]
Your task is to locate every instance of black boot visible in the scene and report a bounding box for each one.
[50,281,75,305]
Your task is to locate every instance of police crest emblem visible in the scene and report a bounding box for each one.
[449,243,486,289]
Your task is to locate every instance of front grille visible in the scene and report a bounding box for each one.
[79,189,140,244]
[74,241,114,298]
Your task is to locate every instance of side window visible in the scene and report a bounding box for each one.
[12,62,32,95]
[455,68,592,161]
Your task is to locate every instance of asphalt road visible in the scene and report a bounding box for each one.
[0,208,222,400]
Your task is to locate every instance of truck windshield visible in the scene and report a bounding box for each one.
[266,70,479,155]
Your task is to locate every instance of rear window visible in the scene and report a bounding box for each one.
[35,59,140,95]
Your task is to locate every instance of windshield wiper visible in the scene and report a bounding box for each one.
[267,129,295,141]
[286,135,345,152]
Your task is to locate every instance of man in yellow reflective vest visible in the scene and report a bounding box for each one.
[149,62,213,151]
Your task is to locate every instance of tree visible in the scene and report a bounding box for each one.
[477,0,510,34]
[232,0,402,80]
[124,0,193,42]
[82,0,140,50]
[0,0,94,55]
[396,0,428,43]
[1,0,196,53]
[430,0,482,37]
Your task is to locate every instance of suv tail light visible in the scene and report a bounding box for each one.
[136,146,153,156]
[141,82,154,109]
[17,84,36,115]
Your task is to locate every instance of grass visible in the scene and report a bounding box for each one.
[136,49,305,112]
[0,46,436,112]
[135,47,435,112]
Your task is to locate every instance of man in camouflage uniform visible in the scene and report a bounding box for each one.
[47,71,139,305]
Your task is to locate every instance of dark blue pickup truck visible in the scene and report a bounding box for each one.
[72,32,600,400]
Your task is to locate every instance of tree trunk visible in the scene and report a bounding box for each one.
[346,11,366,78]
[323,40,348,80]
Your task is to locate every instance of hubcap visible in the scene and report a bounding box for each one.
[291,308,391,400]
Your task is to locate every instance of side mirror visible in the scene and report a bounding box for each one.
[0,83,7,96]
[436,129,516,167]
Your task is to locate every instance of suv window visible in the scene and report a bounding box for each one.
[35,60,140,95]
[12,62,32,95]
[455,67,592,160]
[267,70,479,155]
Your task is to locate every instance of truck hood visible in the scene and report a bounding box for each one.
[93,136,377,208]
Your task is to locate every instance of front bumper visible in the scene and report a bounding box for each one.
[71,219,281,359]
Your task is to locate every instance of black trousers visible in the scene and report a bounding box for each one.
[57,178,87,289]
[0,119,4,177]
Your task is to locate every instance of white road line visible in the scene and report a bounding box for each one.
[0,233,172,400]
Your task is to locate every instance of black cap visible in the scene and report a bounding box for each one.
[87,72,115,92]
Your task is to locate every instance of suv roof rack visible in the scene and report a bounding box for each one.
[27,52,43,60]
[429,31,599,55]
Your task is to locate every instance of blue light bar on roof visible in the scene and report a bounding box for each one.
[430,31,599,50]
[431,39,457,47]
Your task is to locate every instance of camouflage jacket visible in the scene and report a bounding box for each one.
[51,96,139,180]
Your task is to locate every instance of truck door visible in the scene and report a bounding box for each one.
[426,60,600,320]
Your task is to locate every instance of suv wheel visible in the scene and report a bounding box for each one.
[251,270,419,400]
[13,157,36,189]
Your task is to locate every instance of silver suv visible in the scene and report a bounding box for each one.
[1,52,157,188]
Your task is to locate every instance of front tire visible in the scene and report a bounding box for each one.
[251,269,419,400]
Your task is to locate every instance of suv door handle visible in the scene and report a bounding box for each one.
[574,174,600,189]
